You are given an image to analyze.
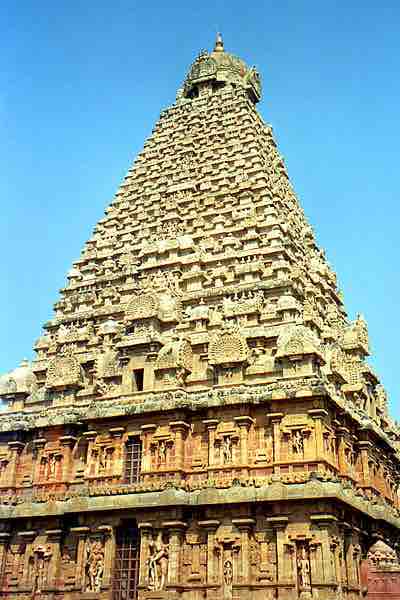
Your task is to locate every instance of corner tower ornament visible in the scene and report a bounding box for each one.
[0,34,398,600]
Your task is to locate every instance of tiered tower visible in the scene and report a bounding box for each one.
[0,35,399,600]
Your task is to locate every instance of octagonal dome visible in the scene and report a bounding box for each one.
[182,34,261,103]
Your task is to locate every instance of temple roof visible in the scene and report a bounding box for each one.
[182,33,262,102]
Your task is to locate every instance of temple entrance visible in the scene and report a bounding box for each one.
[112,522,140,600]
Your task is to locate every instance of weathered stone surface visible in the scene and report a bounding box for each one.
[0,33,398,599]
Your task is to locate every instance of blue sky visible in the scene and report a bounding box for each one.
[1,1,399,418]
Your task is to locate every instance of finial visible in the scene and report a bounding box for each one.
[214,32,224,53]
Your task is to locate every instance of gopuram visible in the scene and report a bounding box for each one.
[0,34,399,600]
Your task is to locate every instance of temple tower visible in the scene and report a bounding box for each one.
[0,35,399,600]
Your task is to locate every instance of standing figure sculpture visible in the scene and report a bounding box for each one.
[147,533,169,591]
[297,546,311,588]
[222,436,232,464]
[292,430,304,456]
[85,539,104,592]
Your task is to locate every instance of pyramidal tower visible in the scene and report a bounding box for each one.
[0,35,399,600]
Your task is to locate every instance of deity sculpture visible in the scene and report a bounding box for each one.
[297,546,311,588]
[84,539,104,593]
[147,534,169,591]
[292,430,304,455]
[222,436,232,464]
[158,441,167,465]
[48,454,56,478]
[223,558,233,585]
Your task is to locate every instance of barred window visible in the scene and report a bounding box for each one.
[112,523,140,600]
[124,438,142,484]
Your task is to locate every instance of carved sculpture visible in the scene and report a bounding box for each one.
[84,539,104,593]
[147,533,169,591]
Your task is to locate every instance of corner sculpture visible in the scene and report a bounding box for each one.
[0,33,399,599]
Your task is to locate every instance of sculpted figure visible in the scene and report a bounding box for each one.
[222,436,232,464]
[223,558,233,585]
[48,454,56,478]
[297,546,311,588]
[158,441,166,464]
[85,539,104,592]
[147,535,169,591]
[292,430,304,455]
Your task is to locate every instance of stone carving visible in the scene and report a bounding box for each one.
[46,351,82,389]
[30,545,52,594]
[126,293,159,321]
[292,430,304,456]
[297,545,311,589]
[209,325,249,366]
[148,533,169,591]
[84,539,104,593]
[222,436,232,464]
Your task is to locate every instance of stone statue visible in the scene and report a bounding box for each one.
[147,534,169,591]
[85,539,104,593]
[297,546,311,588]
[158,441,166,464]
[292,430,304,455]
[48,454,56,478]
[222,436,232,464]
[223,558,233,585]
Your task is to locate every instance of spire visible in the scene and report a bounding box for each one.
[214,32,224,53]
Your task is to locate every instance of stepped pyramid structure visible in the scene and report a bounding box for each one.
[0,34,399,600]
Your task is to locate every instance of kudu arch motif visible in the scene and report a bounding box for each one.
[0,32,399,600]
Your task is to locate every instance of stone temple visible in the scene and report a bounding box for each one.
[0,34,399,600]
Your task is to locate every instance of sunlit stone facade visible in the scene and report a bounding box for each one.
[0,34,399,600]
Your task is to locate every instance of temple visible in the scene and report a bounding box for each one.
[0,34,399,600]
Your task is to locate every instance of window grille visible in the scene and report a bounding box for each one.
[112,524,140,600]
[124,438,142,484]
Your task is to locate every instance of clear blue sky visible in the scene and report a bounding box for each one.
[1,2,399,418]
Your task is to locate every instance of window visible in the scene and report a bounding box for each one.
[133,369,144,391]
[112,523,140,600]
[124,438,142,484]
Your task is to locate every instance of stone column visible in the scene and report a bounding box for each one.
[97,525,113,588]
[170,422,190,471]
[357,441,372,486]
[18,530,36,588]
[268,413,283,473]
[109,427,125,477]
[59,436,77,482]
[0,533,10,583]
[7,441,24,487]
[309,515,337,585]
[267,516,291,585]
[70,526,90,589]
[344,526,359,588]
[336,427,349,475]
[45,528,62,589]
[232,518,255,583]
[140,424,157,472]
[82,431,97,478]
[32,438,47,483]
[234,416,254,465]
[203,420,219,467]
[308,409,328,463]
[162,520,187,586]
[138,522,153,587]
[199,520,220,584]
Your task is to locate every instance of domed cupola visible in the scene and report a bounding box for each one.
[181,33,262,103]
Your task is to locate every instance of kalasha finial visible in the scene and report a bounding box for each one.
[214,32,224,52]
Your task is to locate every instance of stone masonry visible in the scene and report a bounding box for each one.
[0,34,399,600]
